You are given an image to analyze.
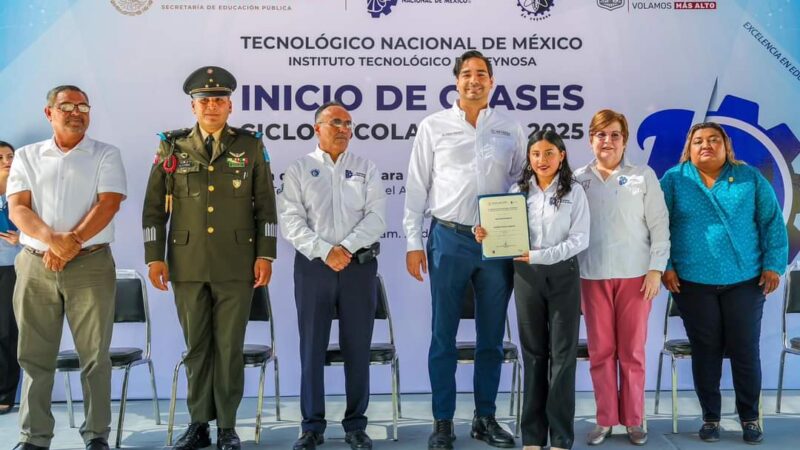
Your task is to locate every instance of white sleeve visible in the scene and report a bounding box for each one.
[6,148,31,196]
[340,161,387,252]
[97,146,128,198]
[402,120,434,251]
[643,167,670,272]
[277,164,334,261]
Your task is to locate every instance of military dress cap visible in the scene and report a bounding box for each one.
[183,66,237,98]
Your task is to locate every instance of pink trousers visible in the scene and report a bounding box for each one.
[581,277,651,427]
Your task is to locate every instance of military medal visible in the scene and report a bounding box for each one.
[162,154,178,213]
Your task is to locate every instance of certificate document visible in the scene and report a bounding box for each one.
[478,193,530,260]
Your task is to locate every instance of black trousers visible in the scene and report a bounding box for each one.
[514,258,581,449]
[294,252,377,434]
[672,277,764,422]
[0,265,19,405]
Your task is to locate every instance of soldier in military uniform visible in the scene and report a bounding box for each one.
[142,66,277,450]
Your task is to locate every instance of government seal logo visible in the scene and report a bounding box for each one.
[110,0,153,16]
[597,0,625,11]
[367,0,398,18]
[517,0,555,21]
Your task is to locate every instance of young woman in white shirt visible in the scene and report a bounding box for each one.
[476,130,589,450]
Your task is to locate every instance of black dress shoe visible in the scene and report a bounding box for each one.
[344,430,372,449]
[428,419,455,450]
[470,415,515,448]
[174,422,211,450]
[742,422,763,445]
[12,443,48,450]
[698,422,720,442]
[85,438,109,450]
[217,428,241,450]
[292,431,324,450]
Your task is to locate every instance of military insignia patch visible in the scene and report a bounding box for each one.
[233,179,242,189]
[227,157,247,168]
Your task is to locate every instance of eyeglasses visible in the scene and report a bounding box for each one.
[691,136,723,146]
[317,119,355,130]
[593,131,623,142]
[54,102,91,113]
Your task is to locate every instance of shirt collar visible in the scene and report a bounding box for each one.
[451,100,492,122]
[44,135,92,155]
[313,145,347,167]
[198,126,224,143]
[531,174,560,193]
[588,157,630,179]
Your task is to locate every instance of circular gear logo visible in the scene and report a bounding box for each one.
[110,0,153,16]
[367,0,398,18]
[517,0,555,21]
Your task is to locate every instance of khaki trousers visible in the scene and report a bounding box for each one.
[173,281,252,428]
[13,247,115,446]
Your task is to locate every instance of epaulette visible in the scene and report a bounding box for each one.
[157,128,192,142]
[227,126,263,140]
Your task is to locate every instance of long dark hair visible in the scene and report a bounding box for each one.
[519,130,574,206]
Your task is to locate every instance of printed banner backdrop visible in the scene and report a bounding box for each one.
[1,0,799,403]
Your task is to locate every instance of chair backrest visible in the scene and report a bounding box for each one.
[113,269,151,357]
[114,270,147,323]
[375,274,389,320]
[668,294,681,317]
[248,286,276,352]
[250,286,271,322]
[331,274,387,321]
[662,293,682,342]
[785,267,800,314]
[330,274,396,344]
[460,280,513,341]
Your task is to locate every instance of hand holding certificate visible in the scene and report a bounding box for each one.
[477,193,530,260]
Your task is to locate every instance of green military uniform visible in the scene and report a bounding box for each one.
[142,122,277,427]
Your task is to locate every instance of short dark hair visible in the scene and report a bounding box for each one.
[0,141,14,152]
[46,85,89,107]
[452,50,493,78]
[314,101,347,123]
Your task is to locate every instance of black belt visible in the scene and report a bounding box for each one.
[352,242,380,264]
[434,217,474,235]
[25,243,109,257]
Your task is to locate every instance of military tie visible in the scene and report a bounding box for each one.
[204,134,214,159]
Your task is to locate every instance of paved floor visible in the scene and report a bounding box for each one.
[1,391,799,449]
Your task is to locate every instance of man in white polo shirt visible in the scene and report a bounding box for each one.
[7,85,127,450]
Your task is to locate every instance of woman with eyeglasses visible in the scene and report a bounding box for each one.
[660,122,787,445]
[475,130,589,450]
[573,109,670,446]
[0,140,21,415]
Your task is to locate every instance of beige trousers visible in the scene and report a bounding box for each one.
[13,247,115,446]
